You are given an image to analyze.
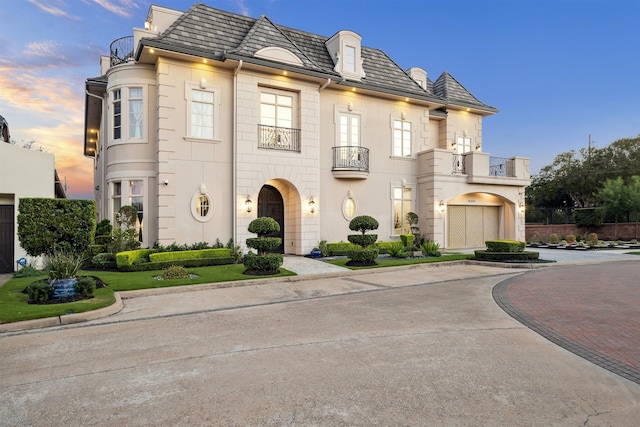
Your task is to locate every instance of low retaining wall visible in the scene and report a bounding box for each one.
[526,222,640,241]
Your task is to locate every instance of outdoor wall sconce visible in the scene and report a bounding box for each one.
[245,196,252,213]
[519,201,525,213]
[309,197,316,214]
[451,141,457,150]
[439,200,445,213]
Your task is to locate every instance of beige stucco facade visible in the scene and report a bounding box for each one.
[85,4,530,255]
[0,143,60,271]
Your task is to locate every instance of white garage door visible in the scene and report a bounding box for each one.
[448,206,499,248]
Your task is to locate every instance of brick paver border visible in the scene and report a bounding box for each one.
[493,275,640,385]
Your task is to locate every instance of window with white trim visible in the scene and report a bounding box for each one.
[185,82,220,141]
[113,89,121,140]
[260,91,293,128]
[339,113,360,147]
[393,119,412,156]
[392,186,412,235]
[112,182,121,224]
[129,180,144,243]
[191,89,214,139]
[190,191,215,222]
[342,194,357,220]
[455,136,472,154]
[344,45,356,73]
[128,87,143,138]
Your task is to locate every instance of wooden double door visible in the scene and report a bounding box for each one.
[448,205,499,249]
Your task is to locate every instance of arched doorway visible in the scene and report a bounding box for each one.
[258,185,284,253]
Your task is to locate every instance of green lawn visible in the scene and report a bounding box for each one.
[327,253,473,269]
[0,265,295,324]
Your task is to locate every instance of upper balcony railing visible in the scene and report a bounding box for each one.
[489,157,514,177]
[417,149,530,186]
[258,124,301,152]
[332,146,369,173]
[110,36,135,67]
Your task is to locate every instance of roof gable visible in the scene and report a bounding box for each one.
[433,71,496,112]
[231,15,320,69]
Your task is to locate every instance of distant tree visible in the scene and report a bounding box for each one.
[527,135,640,223]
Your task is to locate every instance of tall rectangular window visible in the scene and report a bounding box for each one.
[113,89,121,140]
[112,182,121,224]
[456,136,472,154]
[393,120,411,156]
[260,92,293,128]
[344,45,356,73]
[128,87,143,138]
[339,113,360,147]
[393,186,412,235]
[191,89,214,139]
[129,180,144,243]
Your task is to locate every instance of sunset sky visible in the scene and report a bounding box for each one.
[1,0,639,199]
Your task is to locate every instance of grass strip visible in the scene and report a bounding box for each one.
[0,265,295,324]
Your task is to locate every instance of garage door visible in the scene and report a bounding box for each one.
[448,206,499,248]
[0,205,14,273]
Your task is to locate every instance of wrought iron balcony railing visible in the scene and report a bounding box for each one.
[452,153,466,174]
[332,146,369,172]
[489,157,513,177]
[110,36,135,66]
[258,124,301,152]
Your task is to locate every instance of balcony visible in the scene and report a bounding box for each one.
[332,146,369,179]
[258,124,301,152]
[418,149,530,186]
[110,36,135,67]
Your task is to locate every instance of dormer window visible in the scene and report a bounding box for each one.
[325,30,365,81]
[344,45,356,73]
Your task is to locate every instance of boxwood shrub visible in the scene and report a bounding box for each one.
[485,240,525,253]
[149,248,231,263]
[116,249,153,269]
[327,242,360,256]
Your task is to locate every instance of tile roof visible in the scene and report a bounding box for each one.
[138,2,496,112]
[433,72,497,113]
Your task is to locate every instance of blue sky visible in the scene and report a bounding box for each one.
[1,0,638,199]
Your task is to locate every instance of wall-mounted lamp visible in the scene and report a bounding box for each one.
[245,196,252,213]
[439,200,445,213]
[518,201,525,213]
[451,141,457,150]
[309,197,316,214]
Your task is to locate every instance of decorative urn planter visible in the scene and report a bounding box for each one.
[51,278,77,300]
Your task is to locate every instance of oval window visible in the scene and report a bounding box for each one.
[342,195,357,220]
[191,192,214,222]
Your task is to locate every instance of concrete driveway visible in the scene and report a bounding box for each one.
[1,258,639,426]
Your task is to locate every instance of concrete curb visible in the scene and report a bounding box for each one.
[0,293,124,333]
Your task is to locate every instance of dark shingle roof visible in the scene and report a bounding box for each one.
[137,3,495,111]
[433,71,497,113]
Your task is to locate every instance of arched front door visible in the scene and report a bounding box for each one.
[258,185,284,253]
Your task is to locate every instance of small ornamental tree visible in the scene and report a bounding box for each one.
[243,217,283,274]
[346,215,379,266]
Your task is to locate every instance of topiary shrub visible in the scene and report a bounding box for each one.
[564,234,576,245]
[400,234,415,248]
[346,215,379,266]
[549,233,560,244]
[243,217,283,274]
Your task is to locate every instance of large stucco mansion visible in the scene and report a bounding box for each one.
[84,3,530,254]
